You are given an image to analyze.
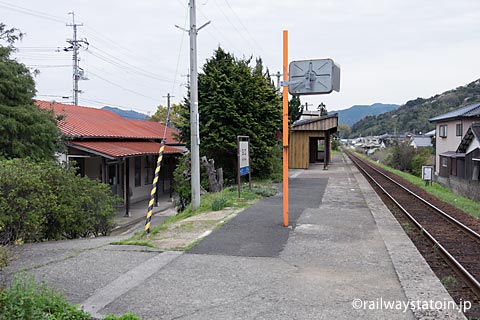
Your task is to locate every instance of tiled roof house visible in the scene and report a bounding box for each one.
[36,100,186,207]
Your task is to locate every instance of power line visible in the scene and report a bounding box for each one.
[87,70,160,102]
[27,64,70,68]
[86,64,163,93]
[87,45,176,83]
[212,0,258,55]
[223,0,272,60]
[80,97,152,114]
[0,1,65,23]
[194,3,241,52]
[81,23,183,78]
[171,6,189,95]
[36,94,70,99]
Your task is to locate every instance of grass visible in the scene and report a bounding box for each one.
[0,274,91,320]
[113,182,278,249]
[440,275,458,290]
[0,246,8,269]
[354,152,480,219]
[0,274,141,320]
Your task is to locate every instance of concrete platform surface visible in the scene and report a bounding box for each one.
[2,154,466,319]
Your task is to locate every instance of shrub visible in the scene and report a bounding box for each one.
[173,155,192,213]
[104,313,141,320]
[211,196,229,211]
[172,154,213,213]
[0,158,119,243]
[0,275,140,320]
[0,246,8,269]
[0,274,91,320]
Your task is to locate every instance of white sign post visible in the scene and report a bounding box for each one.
[237,136,251,198]
[422,166,433,186]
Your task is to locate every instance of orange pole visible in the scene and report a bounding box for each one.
[282,30,289,227]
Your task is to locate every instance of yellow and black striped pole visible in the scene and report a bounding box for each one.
[144,140,165,233]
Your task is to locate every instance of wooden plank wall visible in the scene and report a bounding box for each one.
[289,131,325,169]
[292,117,337,131]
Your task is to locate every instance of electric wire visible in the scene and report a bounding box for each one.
[171,5,189,96]
[87,70,160,102]
[0,1,65,23]
[26,64,70,68]
[212,0,258,56]
[87,45,176,83]
[223,0,272,61]
[86,64,162,93]
[80,97,152,114]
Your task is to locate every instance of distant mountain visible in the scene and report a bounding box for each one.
[329,103,399,127]
[102,106,148,120]
[350,79,480,137]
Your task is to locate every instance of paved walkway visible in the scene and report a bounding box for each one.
[3,154,466,319]
[112,193,175,234]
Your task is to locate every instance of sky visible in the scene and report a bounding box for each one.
[1,0,480,116]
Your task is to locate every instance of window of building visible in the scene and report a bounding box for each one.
[439,125,447,138]
[135,157,142,187]
[456,123,463,136]
[145,155,155,185]
[441,157,448,167]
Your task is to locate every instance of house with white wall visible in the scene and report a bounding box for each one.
[429,103,480,200]
[429,103,480,175]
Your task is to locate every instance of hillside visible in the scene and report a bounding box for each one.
[350,79,480,137]
[102,106,148,120]
[329,103,399,127]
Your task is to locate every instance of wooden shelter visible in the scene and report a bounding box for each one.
[289,114,338,169]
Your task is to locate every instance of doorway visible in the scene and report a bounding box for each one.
[107,162,124,198]
[309,137,325,163]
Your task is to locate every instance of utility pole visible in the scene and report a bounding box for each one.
[65,12,88,105]
[163,93,174,128]
[270,71,282,89]
[179,0,210,211]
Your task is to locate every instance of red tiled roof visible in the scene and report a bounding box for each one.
[70,141,186,158]
[129,119,180,144]
[35,100,181,143]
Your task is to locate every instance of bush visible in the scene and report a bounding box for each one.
[0,246,8,269]
[211,196,229,211]
[0,275,141,320]
[0,159,119,243]
[0,274,91,320]
[104,313,141,320]
[172,154,214,213]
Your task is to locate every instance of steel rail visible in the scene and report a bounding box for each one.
[346,151,480,296]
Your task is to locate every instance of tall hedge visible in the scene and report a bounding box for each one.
[0,159,119,244]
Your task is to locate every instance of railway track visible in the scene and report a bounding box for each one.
[345,151,480,316]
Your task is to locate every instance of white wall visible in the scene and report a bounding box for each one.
[435,119,476,174]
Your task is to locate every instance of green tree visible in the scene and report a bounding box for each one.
[0,23,60,161]
[149,103,182,128]
[337,123,351,138]
[177,47,281,180]
[288,95,303,126]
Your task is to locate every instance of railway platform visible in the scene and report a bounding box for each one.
[3,153,470,319]
[185,152,468,319]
